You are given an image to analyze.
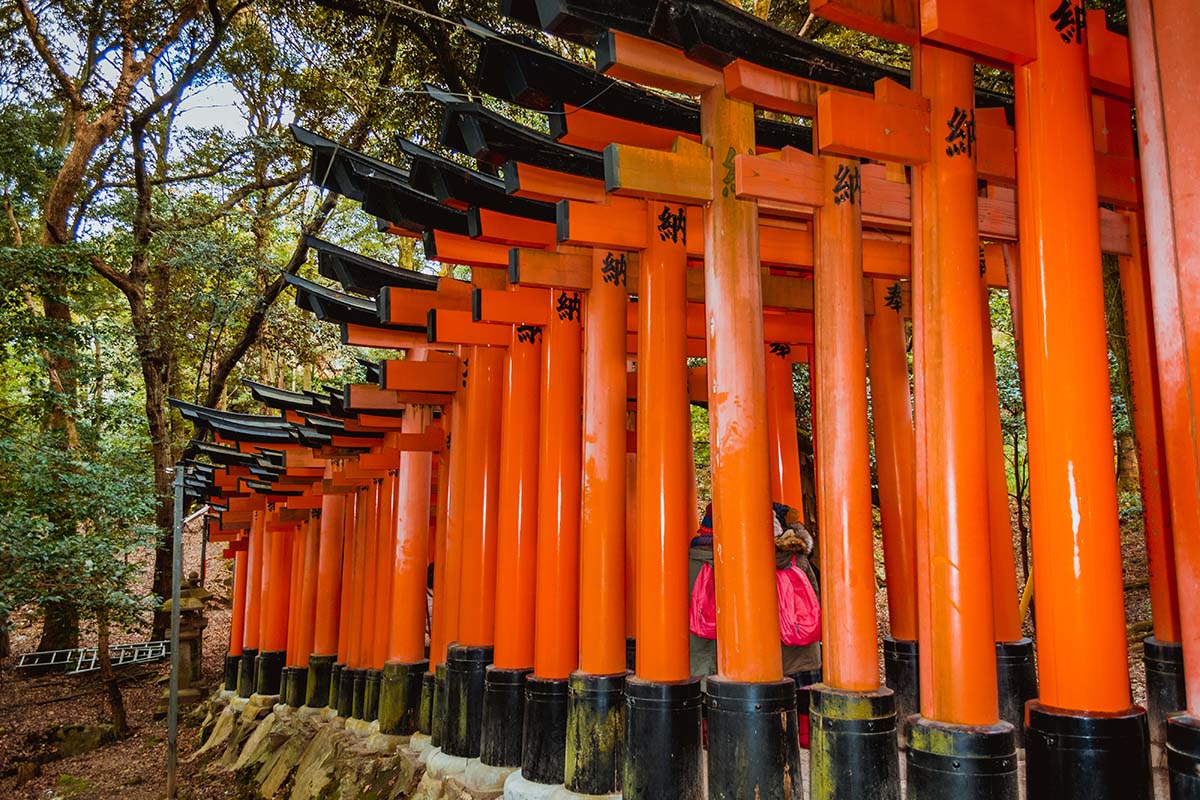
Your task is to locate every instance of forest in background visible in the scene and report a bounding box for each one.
[0,0,1139,730]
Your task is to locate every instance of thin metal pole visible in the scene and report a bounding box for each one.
[167,466,184,799]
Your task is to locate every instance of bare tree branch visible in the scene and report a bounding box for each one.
[149,166,309,231]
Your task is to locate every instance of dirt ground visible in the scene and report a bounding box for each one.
[0,505,1159,799]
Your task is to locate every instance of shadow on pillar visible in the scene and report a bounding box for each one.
[1144,637,1186,750]
[623,676,703,800]
[1024,701,1151,800]
[520,676,569,785]
[884,638,920,747]
[379,660,428,735]
[444,645,492,757]
[237,649,258,699]
[905,716,1018,799]
[564,671,626,795]
[480,667,530,768]
[419,671,435,735]
[996,639,1037,748]
[705,677,802,800]
[1168,713,1200,799]
[808,684,901,800]
[306,654,335,709]
[255,650,285,697]
[224,654,240,692]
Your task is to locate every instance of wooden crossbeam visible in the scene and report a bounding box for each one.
[342,323,431,350]
[379,359,459,393]
[598,30,721,95]
[427,309,512,347]
[603,138,713,204]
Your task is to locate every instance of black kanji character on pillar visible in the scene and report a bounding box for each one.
[768,342,792,359]
[833,164,861,206]
[556,291,582,322]
[601,252,628,286]
[657,205,686,243]
[516,325,542,344]
[1050,0,1086,45]
[884,282,903,313]
[945,107,976,158]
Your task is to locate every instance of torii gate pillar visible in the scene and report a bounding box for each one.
[1127,0,1200,793]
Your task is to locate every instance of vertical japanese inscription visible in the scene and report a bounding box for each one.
[884,282,903,313]
[556,291,582,323]
[833,164,861,206]
[945,107,976,158]
[657,205,686,244]
[1050,0,1086,45]
[601,252,628,287]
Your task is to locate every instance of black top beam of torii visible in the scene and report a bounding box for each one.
[308,235,440,297]
[463,18,816,151]
[503,0,1013,109]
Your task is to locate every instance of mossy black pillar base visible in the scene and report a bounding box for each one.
[431,663,448,747]
[1168,712,1200,799]
[623,676,703,800]
[705,677,801,800]
[286,667,308,708]
[379,659,427,735]
[1144,637,1186,746]
[444,645,493,758]
[884,638,920,745]
[521,675,569,785]
[337,665,355,717]
[565,671,626,795]
[224,654,240,691]
[363,669,382,722]
[790,668,822,748]
[419,670,435,735]
[481,667,531,767]
[237,648,258,698]
[625,637,637,672]
[905,716,1018,799]
[279,667,292,704]
[329,662,344,709]
[350,669,367,720]
[306,654,335,709]
[1024,701,1151,800]
[996,639,1037,748]
[256,650,286,697]
[809,684,901,800]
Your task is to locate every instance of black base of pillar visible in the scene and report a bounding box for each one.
[790,668,823,717]
[224,654,240,691]
[351,669,366,720]
[521,675,569,785]
[363,669,382,722]
[705,677,801,800]
[809,684,901,800]
[279,667,292,704]
[337,665,355,717]
[996,639,1037,749]
[625,637,637,672]
[307,655,335,709]
[623,676,703,800]
[431,663,448,747]
[1144,637,1186,746]
[256,650,286,697]
[444,644,493,758]
[565,671,626,795]
[1168,713,1200,799]
[287,667,308,708]
[481,667,531,768]
[379,660,427,735]
[237,649,258,698]
[419,670,435,735]
[884,638,920,745]
[905,716,1018,799]
[1025,701,1151,800]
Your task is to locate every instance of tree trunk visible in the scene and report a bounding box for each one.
[144,351,177,640]
[1115,429,1140,494]
[37,602,79,652]
[97,610,129,737]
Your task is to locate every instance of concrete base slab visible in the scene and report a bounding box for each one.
[320,706,339,721]
[419,742,439,765]
[504,770,562,800]
[365,731,408,753]
[409,732,434,757]
[546,787,620,800]
[460,758,517,793]
[229,696,248,713]
[427,747,471,779]
[296,705,325,718]
[242,694,279,722]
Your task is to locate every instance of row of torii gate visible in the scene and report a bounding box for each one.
[177,1,1200,799]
